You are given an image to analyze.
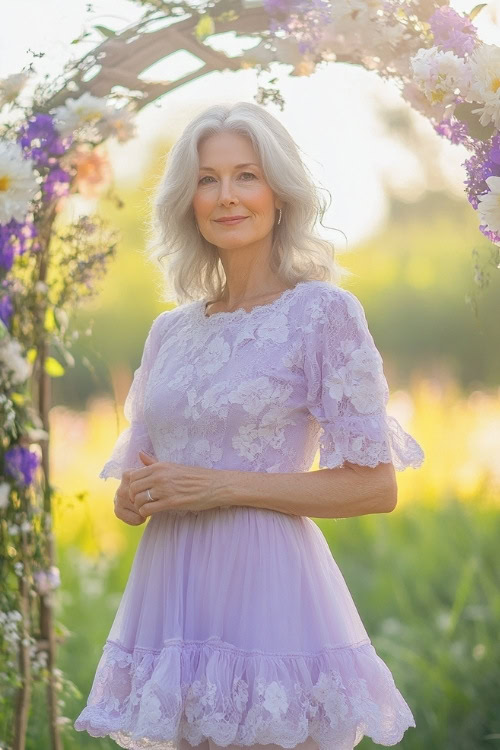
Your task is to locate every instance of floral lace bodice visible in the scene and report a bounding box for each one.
[99,280,424,499]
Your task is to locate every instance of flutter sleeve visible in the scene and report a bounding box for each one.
[303,286,425,471]
[99,311,166,481]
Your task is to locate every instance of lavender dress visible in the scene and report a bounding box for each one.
[74,280,424,750]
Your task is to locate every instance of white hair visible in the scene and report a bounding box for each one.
[145,101,353,304]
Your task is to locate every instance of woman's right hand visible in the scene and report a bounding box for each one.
[114,472,147,526]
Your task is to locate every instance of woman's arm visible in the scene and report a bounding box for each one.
[129,453,397,520]
[212,460,398,519]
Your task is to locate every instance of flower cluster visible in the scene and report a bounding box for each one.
[263,0,500,245]
[0,87,136,236]
[4,444,40,486]
[51,92,137,144]
[263,0,332,54]
[0,82,135,509]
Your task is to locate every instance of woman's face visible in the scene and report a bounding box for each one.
[192,131,282,252]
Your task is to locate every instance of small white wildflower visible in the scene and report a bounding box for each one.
[0,337,32,383]
[0,141,38,225]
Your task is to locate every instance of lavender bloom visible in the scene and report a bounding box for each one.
[263,0,331,54]
[4,445,40,486]
[463,139,499,209]
[17,113,72,167]
[43,167,71,200]
[0,218,39,271]
[478,222,500,244]
[429,6,478,58]
[0,293,13,328]
[433,117,470,146]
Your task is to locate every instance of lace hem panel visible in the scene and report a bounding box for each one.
[317,412,425,472]
[73,637,416,750]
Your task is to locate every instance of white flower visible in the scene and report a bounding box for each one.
[467,44,500,130]
[0,337,32,383]
[0,72,31,108]
[477,175,500,234]
[0,141,38,225]
[0,482,10,509]
[51,92,109,138]
[410,47,471,106]
[34,570,51,595]
[51,92,136,143]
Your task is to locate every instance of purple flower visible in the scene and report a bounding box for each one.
[478,222,500,245]
[462,138,499,209]
[17,113,72,167]
[263,0,331,54]
[43,167,71,200]
[433,117,469,146]
[0,294,13,328]
[4,445,40,486]
[0,218,39,271]
[429,6,478,58]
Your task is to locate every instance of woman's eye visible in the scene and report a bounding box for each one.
[198,172,256,185]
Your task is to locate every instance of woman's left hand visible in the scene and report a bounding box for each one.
[128,451,221,517]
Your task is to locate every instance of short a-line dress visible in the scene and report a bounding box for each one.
[74,280,425,750]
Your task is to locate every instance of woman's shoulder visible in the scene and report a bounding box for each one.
[148,299,201,345]
[298,280,364,323]
[304,279,361,302]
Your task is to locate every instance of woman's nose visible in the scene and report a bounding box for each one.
[218,180,238,203]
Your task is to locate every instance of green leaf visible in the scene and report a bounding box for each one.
[93,25,116,38]
[453,101,495,141]
[71,31,91,44]
[468,3,487,21]
[44,357,65,377]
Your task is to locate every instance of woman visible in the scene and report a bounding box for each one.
[74,102,425,749]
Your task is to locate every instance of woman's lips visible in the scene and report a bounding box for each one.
[214,217,248,225]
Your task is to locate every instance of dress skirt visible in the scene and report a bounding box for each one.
[73,505,416,749]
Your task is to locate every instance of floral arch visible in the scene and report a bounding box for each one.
[0,0,498,745]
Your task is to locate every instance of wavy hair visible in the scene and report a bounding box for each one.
[145,101,352,304]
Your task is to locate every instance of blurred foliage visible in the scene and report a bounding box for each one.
[338,190,500,388]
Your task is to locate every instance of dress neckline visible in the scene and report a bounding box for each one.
[198,281,312,322]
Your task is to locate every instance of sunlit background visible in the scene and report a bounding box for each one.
[3,2,500,746]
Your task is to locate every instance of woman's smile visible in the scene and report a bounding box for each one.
[214,216,249,226]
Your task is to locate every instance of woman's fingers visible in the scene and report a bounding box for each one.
[115,505,146,526]
[114,485,147,525]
